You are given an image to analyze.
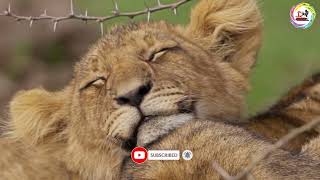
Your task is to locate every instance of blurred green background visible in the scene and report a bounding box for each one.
[0,0,319,116]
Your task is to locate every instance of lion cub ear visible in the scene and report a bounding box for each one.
[185,0,262,78]
[9,88,68,145]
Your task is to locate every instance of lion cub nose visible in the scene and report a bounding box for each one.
[116,82,152,107]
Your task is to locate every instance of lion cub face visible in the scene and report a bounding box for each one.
[70,21,252,148]
[70,24,192,148]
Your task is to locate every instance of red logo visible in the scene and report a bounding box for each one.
[131,147,148,164]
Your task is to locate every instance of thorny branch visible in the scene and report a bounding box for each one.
[0,0,192,36]
[213,117,320,180]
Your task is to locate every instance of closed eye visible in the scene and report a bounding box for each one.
[149,48,170,62]
[80,76,107,91]
[148,45,181,62]
[145,41,178,62]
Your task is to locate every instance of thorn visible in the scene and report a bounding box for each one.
[111,10,119,15]
[70,0,74,15]
[100,22,104,36]
[53,21,58,32]
[173,8,177,15]
[41,9,47,16]
[147,10,151,22]
[143,0,150,22]
[84,9,88,24]
[129,16,134,21]
[8,3,11,13]
[29,20,33,28]
[112,0,119,13]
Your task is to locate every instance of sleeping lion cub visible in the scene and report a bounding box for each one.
[1,0,320,179]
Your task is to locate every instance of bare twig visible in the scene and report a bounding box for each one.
[70,0,74,15]
[0,0,192,35]
[213,117,320,180]
[100,22,104,36]
[212,161,234,179]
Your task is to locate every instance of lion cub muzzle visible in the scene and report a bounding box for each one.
[115,81,153,107]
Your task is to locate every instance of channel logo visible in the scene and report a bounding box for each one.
[131,147,148,164]
[290,2,316,29]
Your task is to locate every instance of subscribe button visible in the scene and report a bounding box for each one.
[131,147,192,164]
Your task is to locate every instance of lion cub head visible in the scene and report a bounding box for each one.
[7,0,262,178]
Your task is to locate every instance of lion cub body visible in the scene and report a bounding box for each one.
[123,120,320,180]
[0,138,69,180]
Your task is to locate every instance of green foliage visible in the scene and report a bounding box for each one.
[9,41,32,80]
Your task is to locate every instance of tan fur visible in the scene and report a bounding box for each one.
[247,73,320,152]
[123,120,320,180]
[1,0,320,179]
[0,138,69,180]
[8,89,68,146]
